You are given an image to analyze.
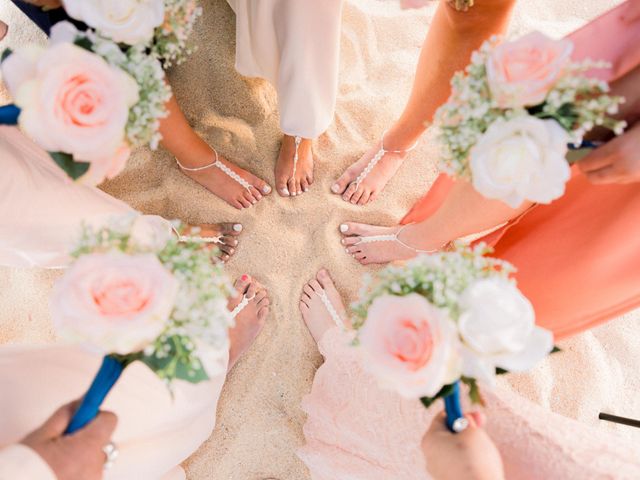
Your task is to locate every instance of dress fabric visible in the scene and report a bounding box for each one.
[401,1,640,340]
[226,0,344,138]
[298,328,640,480]
[0,344,227,480]
[0,126,171,268]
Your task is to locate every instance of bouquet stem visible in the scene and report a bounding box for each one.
[444,381,466,433]
[65,355,125,435]
[0,104,19,125]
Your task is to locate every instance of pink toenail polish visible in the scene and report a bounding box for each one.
[241,274,249,282]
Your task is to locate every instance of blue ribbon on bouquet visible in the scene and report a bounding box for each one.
[568,140,603,150]
[443,381,467,434]
[0,104,20,125]
[65,355,125,435]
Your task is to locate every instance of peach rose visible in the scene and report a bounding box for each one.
[358,294,460,398]
[486,32,573,108]
[50,252,178,354]
[399,0,433,9]
[1,39,139,185]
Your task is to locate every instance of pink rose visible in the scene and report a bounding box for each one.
[1,38,139,185]
[486,32,573,108]
[50,252,178,354]
[358,294,460,398]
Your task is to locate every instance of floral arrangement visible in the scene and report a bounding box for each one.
[0,22,170,185]
[400,0,474,12]
[352,244,555,425]
[435,32,626,208]
[49,215,233,433]
[62,0,203,67]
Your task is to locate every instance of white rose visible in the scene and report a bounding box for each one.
[457,277,553,384]
[62,0,165,45]
[130,215,173,251]
[470,116,571,208]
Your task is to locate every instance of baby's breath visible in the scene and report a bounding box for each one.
[152,0,203,68]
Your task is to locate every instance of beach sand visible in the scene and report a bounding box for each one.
[1,0,638,478]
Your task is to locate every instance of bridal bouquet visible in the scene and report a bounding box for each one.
[351,244,555,431]
[49,215,233,433]
[435,32,626,208]
[62,0,203,67]
[0,22,170,185]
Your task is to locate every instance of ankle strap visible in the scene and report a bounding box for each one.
[176,149,219,171]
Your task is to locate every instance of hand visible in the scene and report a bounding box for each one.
[579,123,640,184]
[20,0,62,9]
[422,411,504,480]
[21,402,118,480]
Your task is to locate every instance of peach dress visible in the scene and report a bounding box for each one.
[402,1,640,340]
[299,4,640,479]
[0,127,225,479]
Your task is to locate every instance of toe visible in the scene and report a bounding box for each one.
[219,253,230,263]
[357,190,372,206]
[257,296,270,308]
[306,174,314,186]
[253,177,272,196]
[243,190,257,206]
[309,279,322,293]
[342,183,358,203]
[287,178,297,197]
[332,169,355,195]
[246,282,258,299]
[234,274,252,294]
[303,284,315,297]
[346,245,361,254]
[222,235,239,247]
[354,252,367,261]
[238,196,251,209]
[299,301,310,313]
[258,306,269,321]
[219,244,236,256]
[276,176,289,197]
[338,222,372,237]
[248,186,263,202]
[350,187,364,205]
[300,177,310,193]
[218,223,243,236]
[255,289,268,302]
[341,236,361,247]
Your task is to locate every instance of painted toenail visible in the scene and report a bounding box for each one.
[331,184,340,193]
[241,274,249,282]
[263,185,272,194]
[229,248,235,254]
[282,188,289,196]
[345,248,350,253]
[340,224,348,233]
[341,239,346,244]
[233,224,243,232]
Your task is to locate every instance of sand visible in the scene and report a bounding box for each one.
[1,0,639,478]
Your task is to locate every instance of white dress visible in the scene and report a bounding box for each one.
[0,126,171,268]
[227,0,344,138]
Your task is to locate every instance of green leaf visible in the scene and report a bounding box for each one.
[74,37,94,52]
[140,335,209,384]
[1,48,12,63]
[49,152,90,180]
[461,376,485,406]
[495,367,508,375]
[551,346,562,354]
[420,382,456,409]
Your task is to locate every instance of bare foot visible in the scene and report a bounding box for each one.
[338,222,433,265]
[299,269,349,343]
[275,135,314,197]
[178,150,272,210]
[331,130,419,206]
[177,222,243,263]
[227,275,270,370]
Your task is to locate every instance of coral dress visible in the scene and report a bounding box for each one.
[226,0,344,138]
[402,1,640,339]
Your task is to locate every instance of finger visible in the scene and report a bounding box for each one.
[80,410,118,443]
[578,148,615,173]
[38,401,80,438]
[585,165,621,184]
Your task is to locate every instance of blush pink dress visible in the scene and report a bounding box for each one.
[401,1,640,340]
[299,327,640,480]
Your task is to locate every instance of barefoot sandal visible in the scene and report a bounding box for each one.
[176,148,253,192]
[230,293,255,319]
[171,225,223,245]
[316,289,347,331]
[352,130,419,190]
[292,136,302,180]
[355,224,441,254]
